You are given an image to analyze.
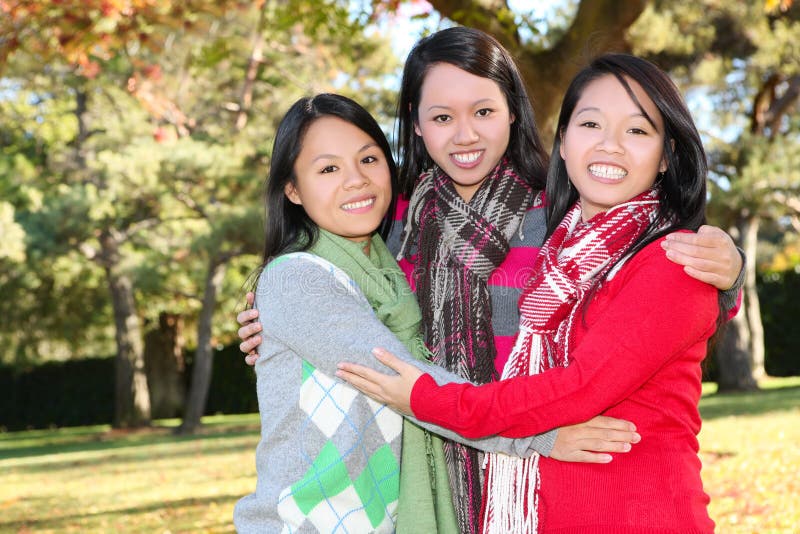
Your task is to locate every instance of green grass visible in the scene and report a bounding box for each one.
[1,379,798,533]
[0,414,262,533]
[698,376,800,533]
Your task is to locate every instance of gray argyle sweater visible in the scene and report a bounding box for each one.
[233,253,555,533]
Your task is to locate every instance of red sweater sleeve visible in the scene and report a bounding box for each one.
[410,239,719,439]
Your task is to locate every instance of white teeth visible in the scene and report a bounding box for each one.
[589,164,627,179]
[341,197,375,210]
[453,151,481,164]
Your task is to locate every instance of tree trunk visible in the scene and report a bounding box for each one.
[714,213,761,392]
[144,312,186,419]
[714,312,759,392]
[741,214,766,379]
[178,258,227,434]
[101,232,151,427]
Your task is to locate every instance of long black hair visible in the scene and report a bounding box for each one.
[396,26,548,197]
[546,53,708,249]
[260,93,398,264]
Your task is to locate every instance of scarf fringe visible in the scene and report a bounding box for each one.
[483,330,545,533]
[483,453,540,534]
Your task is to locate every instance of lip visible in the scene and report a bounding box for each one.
[450,149,484,169]
[588,162,628,183]
[340,194,377,213]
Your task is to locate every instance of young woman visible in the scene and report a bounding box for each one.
[237,27,743,533]
[336,54,724,533]
[233,93,629,534]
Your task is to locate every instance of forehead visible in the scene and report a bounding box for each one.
[575,74,662,125]
[419,62,505,103]
[299,116,375,154]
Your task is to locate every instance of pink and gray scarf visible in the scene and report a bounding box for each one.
[399,158,534,533]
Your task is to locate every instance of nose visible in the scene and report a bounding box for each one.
[343,164,369,189]
[453,119,479,145]
[596,128,624,154]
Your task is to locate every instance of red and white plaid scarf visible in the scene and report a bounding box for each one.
[482,188,661,533]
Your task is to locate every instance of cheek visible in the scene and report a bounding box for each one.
[417,127,442,157]
[375,166,392,189]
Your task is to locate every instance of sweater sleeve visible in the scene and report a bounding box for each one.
[257,254,554,456]
[409,240,719,439]
[719,246,745,320]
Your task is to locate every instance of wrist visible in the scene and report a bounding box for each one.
[409,373,436,419]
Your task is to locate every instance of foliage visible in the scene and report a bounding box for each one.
[1,378,798,532]
[0,0,399,377]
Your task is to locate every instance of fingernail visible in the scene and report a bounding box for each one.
[600,454,612,463]
[372,348,383,356]
[632,433,641,443]
[623,443,631,452]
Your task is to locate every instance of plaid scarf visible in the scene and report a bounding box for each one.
[399,158,534,534]
[482,189,661,533]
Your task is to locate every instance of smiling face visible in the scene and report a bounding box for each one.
[414,62,514,202]
[286,116,392,244]
[560,74,667,220]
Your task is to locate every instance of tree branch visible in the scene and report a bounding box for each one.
[428,0,520,50]
[235,2,269,132]
[765,74,800,137]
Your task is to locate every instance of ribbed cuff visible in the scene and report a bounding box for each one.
[719,246,746,313]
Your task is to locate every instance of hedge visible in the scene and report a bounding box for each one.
[0,344,257,431]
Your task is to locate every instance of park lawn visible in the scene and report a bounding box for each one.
[699,376,800,533]
[1,378,799,533]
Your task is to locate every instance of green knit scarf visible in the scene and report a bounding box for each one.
[308,229,458,534]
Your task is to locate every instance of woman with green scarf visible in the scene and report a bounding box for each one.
[233,94,567,533]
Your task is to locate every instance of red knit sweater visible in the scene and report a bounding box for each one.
[410,238,718,533]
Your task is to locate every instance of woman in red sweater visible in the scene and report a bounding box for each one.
[337,54,720,533]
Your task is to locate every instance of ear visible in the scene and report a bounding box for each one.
[284,182,302,205]
[414,121,422,137]
[659,139,675,173]
[558,128,566,161]
[509,113,515,125]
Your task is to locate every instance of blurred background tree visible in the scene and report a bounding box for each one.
[0,0,796,431]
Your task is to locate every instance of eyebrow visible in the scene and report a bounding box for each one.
[574,106,648,119]
[425,98,498,113]
[574,107,658,129]
[311,142,379,163]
